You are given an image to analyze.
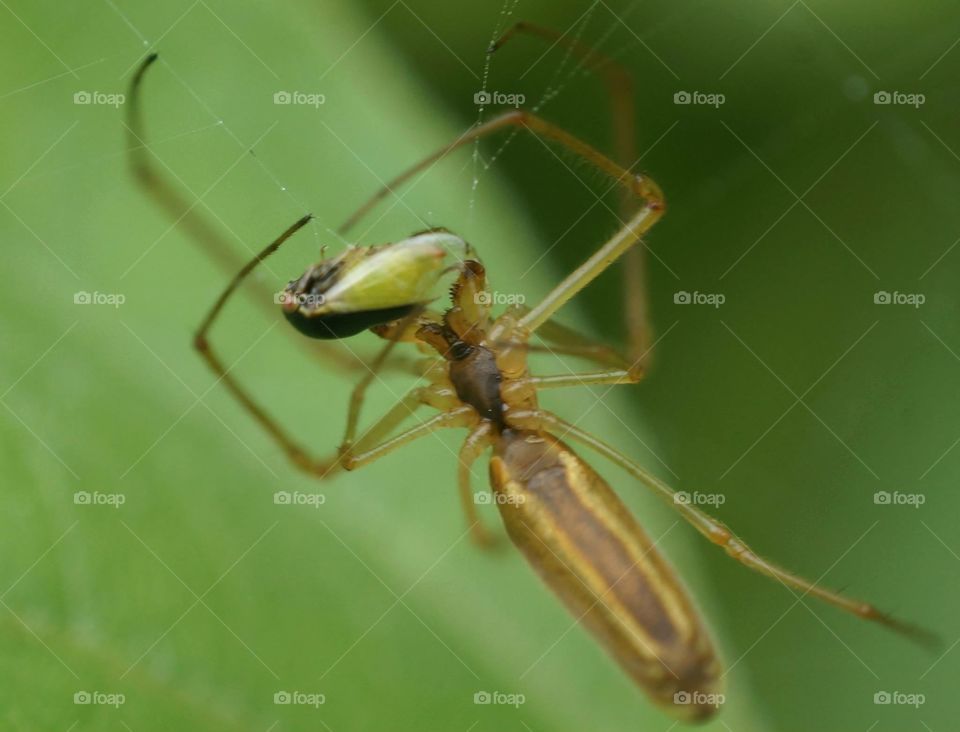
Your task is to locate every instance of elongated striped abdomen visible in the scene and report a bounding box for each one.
[490,429,722,721]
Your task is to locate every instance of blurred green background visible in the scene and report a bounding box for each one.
[2,0,959,729]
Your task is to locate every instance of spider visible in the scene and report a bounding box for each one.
[126,24,932,722]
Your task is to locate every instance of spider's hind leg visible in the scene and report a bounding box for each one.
[457,423,499,548]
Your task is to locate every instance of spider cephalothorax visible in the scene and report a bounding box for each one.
[414,267,503,428]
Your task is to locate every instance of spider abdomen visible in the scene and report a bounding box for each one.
[490,429,722,721]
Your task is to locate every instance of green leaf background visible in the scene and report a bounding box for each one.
[1,0,958,730]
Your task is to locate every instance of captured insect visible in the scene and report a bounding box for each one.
[127,26,934,722]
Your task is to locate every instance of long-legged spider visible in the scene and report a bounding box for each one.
[127,26,932,722]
